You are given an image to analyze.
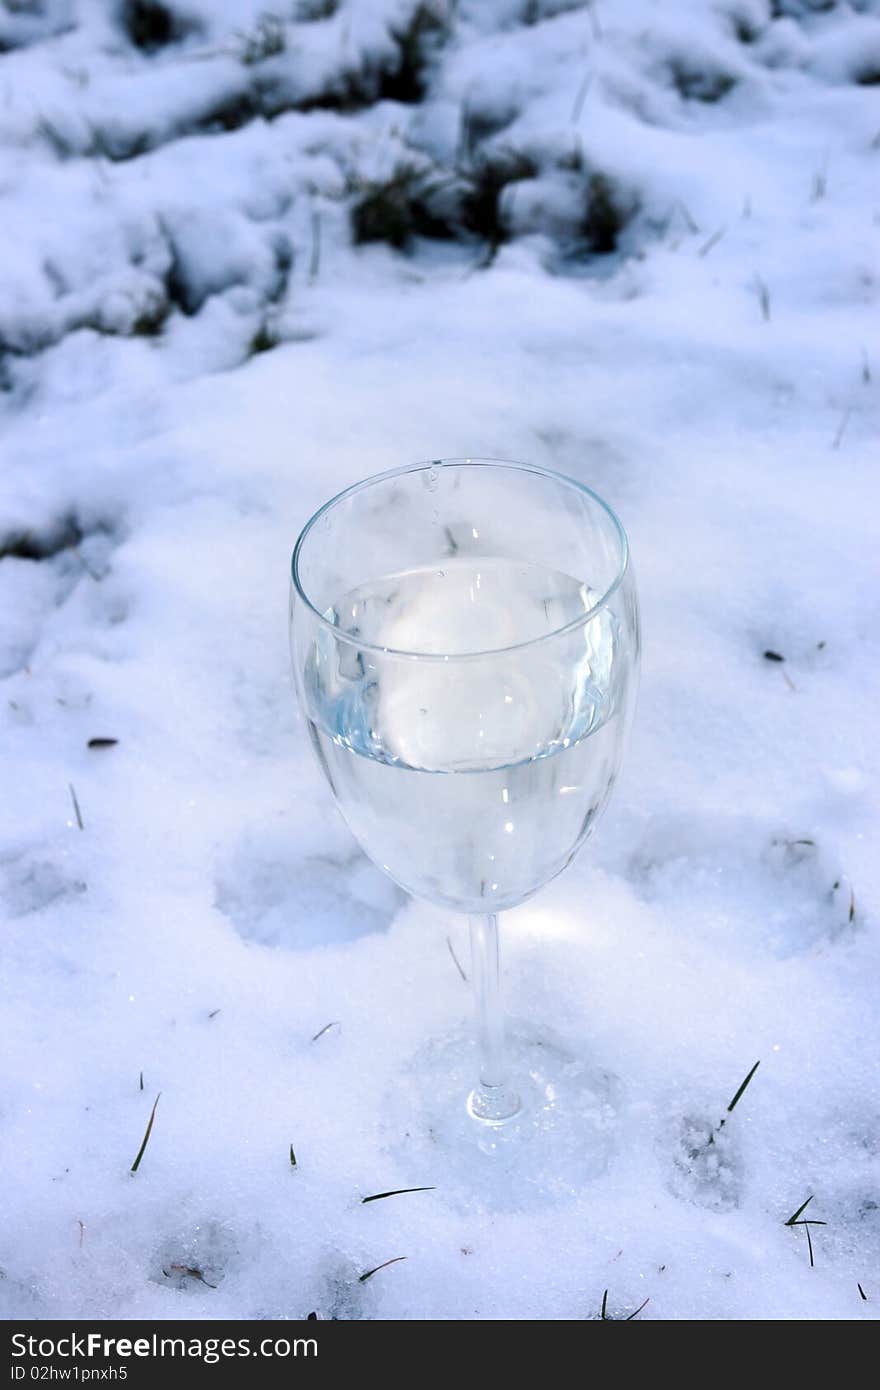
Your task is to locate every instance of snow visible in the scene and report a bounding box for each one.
[1,0,878,1322]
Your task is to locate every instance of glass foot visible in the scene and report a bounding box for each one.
[466,1080,522,1126]
[384,1021,622,1211]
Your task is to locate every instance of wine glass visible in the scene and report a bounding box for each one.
[289,459,639,1151]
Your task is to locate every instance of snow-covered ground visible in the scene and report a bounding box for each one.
[1,0,878,1321]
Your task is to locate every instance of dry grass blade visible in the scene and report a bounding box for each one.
[164,1263,217,1289]
[446,935,467,982]
[130,1093,161,1174]
[361,1187,435,1204]
[69,783,84,830]
[804,1222,815,1268]
[675,199,699,234]
[698,226,726,258]
[626,1297,650,1320]
[88,737,118,749]
[858,1283,867,1300]
[309,208,321,283]
[312,1021,339,1042]
[571,74,592,124]
[832,407,852,450]
[358,1256,407,1283]
[290,1144,297,1168]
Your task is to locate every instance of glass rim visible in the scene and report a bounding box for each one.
[291,457,630,662]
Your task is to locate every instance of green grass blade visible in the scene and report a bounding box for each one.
[727,1060,760,1113]
[130,1093,161,1174]
[362,1187,435,1204]
[785,1195,813,1226]
[359,1256,407,1283]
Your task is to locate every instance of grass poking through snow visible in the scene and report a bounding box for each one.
[130,1093,161,1174]
[753,274,771,321]
[832,407,852,450]
[785,1195,827,1268]
[358,1256,407,1283]
[725,1060,760,1118]
[446,935,467,982]
[600,1288,650,1320]
[361,1187,435,1204]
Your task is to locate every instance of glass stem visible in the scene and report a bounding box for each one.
[467,913,521,1125]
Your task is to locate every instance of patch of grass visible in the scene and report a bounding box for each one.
[130,297,171,337]
[0,515,85,563]
[296,0,338,16]
[351,167,429,249]
[731,11,762,43]
[667,58,736,104]
[248,322,280,358]
[380,4,449,104]
[581,172,638,254]
[201,90,261,134]
[123,1,198,53]
[352,161,470,249]
[237,13,286,65]
[460,148,538,248]
[351,131,538,256]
